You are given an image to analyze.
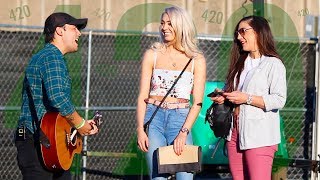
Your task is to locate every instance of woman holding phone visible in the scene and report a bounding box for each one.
[211,16,287,180]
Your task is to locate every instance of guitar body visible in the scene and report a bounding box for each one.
[40,112,83,171]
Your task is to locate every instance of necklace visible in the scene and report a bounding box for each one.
[168,50,177,67]
[165,46,184,68]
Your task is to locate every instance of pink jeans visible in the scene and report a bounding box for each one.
[227,128,278,180]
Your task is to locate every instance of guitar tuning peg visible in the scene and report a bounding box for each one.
[92,111,103,126]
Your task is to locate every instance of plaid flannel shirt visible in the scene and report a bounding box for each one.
[18,43,75,133]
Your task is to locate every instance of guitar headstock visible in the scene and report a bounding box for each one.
[93,111,103,127]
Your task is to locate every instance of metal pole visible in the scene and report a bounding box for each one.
[82,30,93,180]
[312,2,320,176]
[253,0,264,17]
[312,36,319,180]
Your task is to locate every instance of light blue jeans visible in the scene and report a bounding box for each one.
[144,104,194,180]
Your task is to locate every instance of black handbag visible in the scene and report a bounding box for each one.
[205,100,233,138]
[205,100,233,158]
[157,145,202,174]
[143,58,193,135]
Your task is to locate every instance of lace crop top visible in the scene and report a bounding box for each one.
[149,52,194,100]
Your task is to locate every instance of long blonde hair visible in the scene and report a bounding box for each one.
[153,6,201,58]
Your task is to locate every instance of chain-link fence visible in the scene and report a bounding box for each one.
[0,25,317,179]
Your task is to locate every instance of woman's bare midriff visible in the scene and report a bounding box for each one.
[149,95,189,103]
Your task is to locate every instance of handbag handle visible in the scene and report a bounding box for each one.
[144,58,193,131]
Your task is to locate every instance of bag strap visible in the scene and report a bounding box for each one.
[24,77,51,148]
[144,57,193,129]
[211,138,228,158]
[211,137,223,158]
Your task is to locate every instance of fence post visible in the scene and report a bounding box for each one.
[253,0,264,17]
[82,30,93,180]
[312,37,319,180]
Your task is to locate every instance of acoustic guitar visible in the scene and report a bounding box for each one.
[40,111,102,171]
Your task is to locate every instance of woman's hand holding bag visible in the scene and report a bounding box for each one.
[173,130,188,155]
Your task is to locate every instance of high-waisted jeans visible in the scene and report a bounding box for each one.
[144,104,194,180]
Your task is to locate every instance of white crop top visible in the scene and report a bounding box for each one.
[149,52,194,100]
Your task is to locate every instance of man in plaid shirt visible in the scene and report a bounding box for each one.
[15,12,99,180]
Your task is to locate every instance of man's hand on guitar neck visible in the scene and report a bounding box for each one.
[65,111,99,136]
[77,120,99,136]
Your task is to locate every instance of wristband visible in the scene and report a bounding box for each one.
[75,118,85,129]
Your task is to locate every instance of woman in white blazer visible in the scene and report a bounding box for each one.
[211,16,287,180]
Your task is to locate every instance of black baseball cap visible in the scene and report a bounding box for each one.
[43,12,88,35]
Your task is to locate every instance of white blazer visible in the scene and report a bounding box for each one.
[226,55,287,150]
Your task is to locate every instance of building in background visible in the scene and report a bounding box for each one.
[0,0,318,37]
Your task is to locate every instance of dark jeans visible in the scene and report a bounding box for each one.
[15,129,71,180]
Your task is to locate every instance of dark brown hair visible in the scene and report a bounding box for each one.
[225,16,281,92]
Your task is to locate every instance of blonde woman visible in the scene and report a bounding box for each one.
[136,6,206,179]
